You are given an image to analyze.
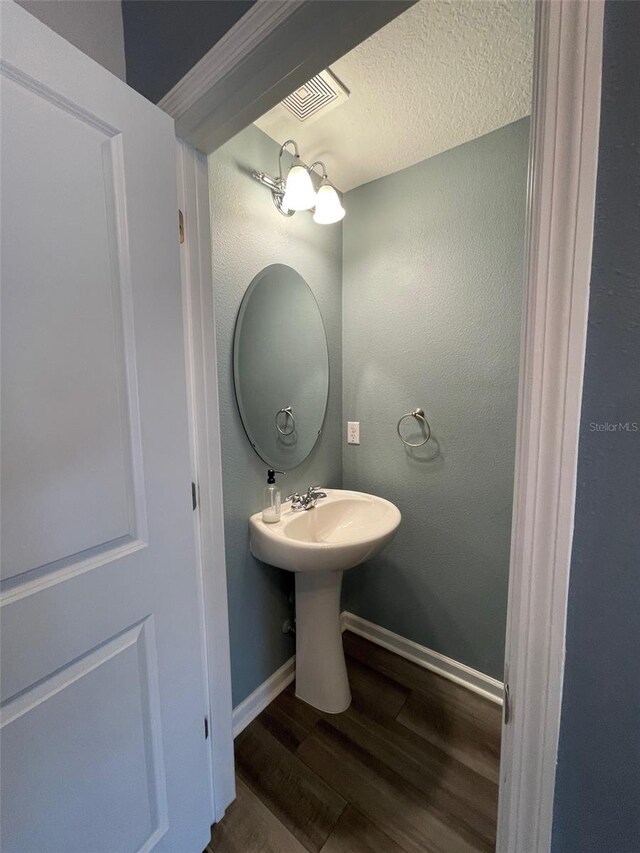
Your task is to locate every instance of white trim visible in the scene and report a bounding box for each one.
[158,0,303,121]
[232,657,296,738]
[161,0,413,152]
[497,3,604,852]
[341,612,504,706]
[159,0,304,119]
[177,139,235,821]
[231,614,503,739]
[159,0,310,150]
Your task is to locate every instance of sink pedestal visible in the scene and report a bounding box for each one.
[249,489,401,712]
[295,569,351,713]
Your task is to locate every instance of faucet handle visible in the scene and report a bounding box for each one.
[285,492,300,503]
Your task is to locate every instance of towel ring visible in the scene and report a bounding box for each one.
[397,408,431,447]
[275,406,296,436]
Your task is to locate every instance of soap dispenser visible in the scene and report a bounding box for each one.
[262,469,284,523]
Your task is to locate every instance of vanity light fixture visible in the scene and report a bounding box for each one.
[252,139,345,224]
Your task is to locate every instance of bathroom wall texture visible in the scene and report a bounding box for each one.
[16,0,126,80]
[552,2,640,851]
[208,125,343,706]
[342,118,530,680]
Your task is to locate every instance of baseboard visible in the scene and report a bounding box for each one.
[231,614,502,736]
[232,655,296,738]
[341,611,504,706]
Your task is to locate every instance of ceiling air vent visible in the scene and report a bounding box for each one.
[281,69,349,123]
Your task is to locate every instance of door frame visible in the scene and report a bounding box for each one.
[497,2,604,849]
[158,0,415,152]
[176,140,235,822]
[170,0,605,847]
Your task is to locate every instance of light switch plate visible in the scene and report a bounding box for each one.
[347,421,360,445]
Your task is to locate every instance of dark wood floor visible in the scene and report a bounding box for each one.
[207,632,502,853]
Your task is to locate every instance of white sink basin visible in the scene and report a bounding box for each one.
[249,489,401,573]
[249,489,401,714]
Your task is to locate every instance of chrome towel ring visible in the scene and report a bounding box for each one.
[275,406,296,436]
[397,408,431,447]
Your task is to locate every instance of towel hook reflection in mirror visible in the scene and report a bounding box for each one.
[275,406,296,436]
[397,408,431,447]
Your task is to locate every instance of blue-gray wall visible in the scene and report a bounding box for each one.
[552,2,640,850]
[342,119,530,680]
[208,125,343,706]
[17,0,126,80]
[122,0,254,103]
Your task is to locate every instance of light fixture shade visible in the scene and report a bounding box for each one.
[282,160,316,211]
[313,182,345,224]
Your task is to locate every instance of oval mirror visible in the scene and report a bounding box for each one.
[233,264,329,469]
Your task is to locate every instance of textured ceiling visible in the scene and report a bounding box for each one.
[254,0,534,192]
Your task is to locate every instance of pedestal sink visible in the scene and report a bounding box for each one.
[249,489,401,713]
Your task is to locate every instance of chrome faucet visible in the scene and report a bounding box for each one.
[286,485,328,511]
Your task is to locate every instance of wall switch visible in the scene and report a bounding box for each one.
[347,421,360,445]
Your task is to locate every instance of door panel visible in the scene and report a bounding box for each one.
[1,70,143,581]
[2,619,167,853]
[0,4,213,851]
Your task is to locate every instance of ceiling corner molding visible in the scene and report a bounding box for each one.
[159,0,416,153]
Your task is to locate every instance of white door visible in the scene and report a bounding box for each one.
[0,3,213,851]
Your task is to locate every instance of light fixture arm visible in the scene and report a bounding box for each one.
[251,172,280,192]
[309,161,328,181]
[278,139,300,182]
[251,168,294,217]
[251,140,303,217]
